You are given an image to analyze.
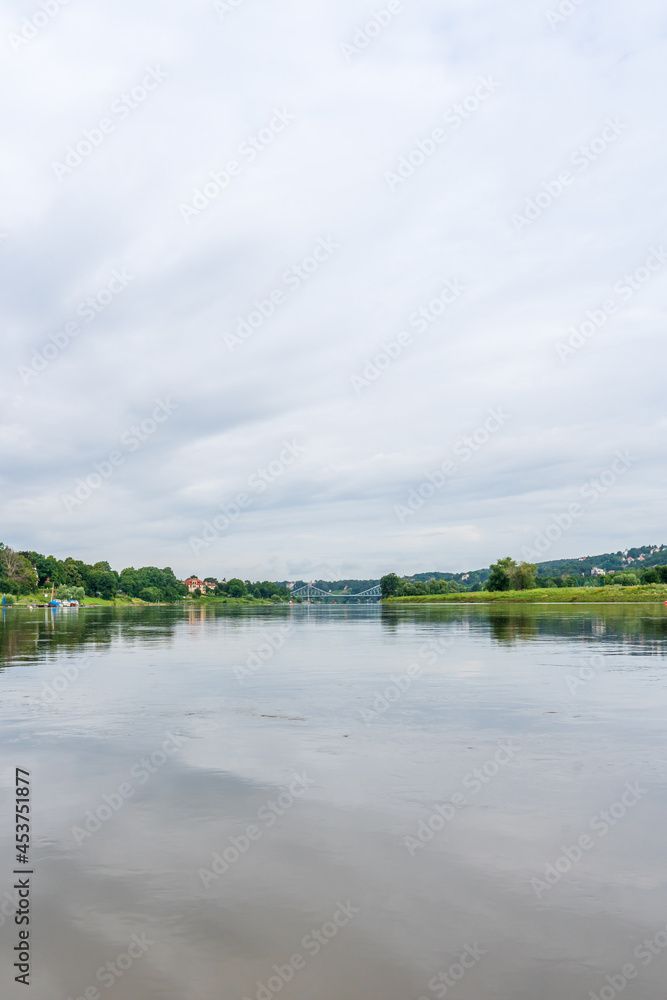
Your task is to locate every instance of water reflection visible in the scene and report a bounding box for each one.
[0,605,666,1000]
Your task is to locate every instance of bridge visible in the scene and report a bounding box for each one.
[291,584,381,602]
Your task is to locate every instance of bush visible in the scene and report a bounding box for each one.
[139,587,162,602]
[612,572,639,586]
[55,585,85,602]
[2,594,16,605]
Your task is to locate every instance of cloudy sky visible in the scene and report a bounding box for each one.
[1,0,665,581]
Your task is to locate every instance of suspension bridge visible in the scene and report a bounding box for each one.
[290,584,381,602]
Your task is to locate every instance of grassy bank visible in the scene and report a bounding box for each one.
[385,585,667,604]
[8,594,151,607]
[9,594,287,608]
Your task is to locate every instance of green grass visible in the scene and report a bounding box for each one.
[12,594,150,607]
[385,585,667,604]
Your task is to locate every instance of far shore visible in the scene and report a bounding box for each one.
[384,584,667,604]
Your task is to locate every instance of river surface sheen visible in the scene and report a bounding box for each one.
[1,603,666,1000]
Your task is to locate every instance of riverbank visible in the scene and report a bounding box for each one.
[385,584,667,604]
[8,594,289,608]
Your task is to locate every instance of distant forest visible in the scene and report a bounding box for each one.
[1,541,665,603]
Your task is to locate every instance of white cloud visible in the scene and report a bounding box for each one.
[0,0,665,577]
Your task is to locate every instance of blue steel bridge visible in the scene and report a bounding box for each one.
[290,584,381,602]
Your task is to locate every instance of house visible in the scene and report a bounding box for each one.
[183,577,215,593]
[591,567,606,577]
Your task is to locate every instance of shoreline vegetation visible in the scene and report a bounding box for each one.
[384,584,667,604]
[4,594,287,609]
[380,555,667,606]
[3,541,667,609]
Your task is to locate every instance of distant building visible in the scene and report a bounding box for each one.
[591,567,606,577]
[183,577,214,593]
[626,556,635,563]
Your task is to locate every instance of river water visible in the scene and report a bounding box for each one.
[1,603,666,1000]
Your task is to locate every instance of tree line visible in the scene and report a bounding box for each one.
[381,558,667,597]
[188,577,291,601]
[0,545,296,604]
[0,544,188,602]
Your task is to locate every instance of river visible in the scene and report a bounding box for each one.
[1,603,666,1000]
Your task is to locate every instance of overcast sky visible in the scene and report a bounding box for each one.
[1,0,665,581]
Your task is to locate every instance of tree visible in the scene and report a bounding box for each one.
[380,573,401,598]
[511,562,537,590]
[0,547,37,594]
[55,585,85,602]
[612,572,639,586]
[227,578,246,598]
[486,557,514,591]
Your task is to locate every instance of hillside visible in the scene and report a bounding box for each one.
[409,543,667,588]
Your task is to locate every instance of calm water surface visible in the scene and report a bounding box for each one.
[1,604,667,1000]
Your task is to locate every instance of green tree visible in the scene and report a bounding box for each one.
[55,585,86,602]
[227,578,246,598]
[380,573,402,598]
[612,571,639,586]
[0,547,37,594]
[486,557,514,591]
[510,562,537,590]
